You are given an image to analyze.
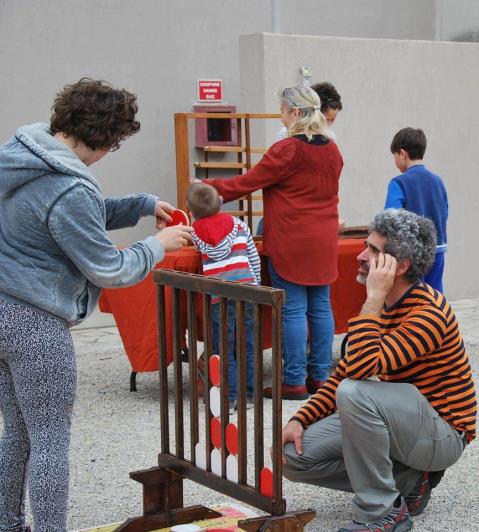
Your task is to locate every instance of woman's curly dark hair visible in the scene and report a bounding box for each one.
[50,78,140,151]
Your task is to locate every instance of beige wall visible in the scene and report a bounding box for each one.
[240,33,479,300]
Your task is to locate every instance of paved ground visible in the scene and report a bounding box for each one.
[4,299,479,531]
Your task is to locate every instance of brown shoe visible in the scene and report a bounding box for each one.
[263,383,309,400]
[305,376,326,395]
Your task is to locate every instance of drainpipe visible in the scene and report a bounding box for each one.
[272,0,280,33]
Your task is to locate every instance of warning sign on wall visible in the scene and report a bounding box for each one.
[197,79,223,102]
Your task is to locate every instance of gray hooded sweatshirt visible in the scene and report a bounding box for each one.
[0,123,165,324]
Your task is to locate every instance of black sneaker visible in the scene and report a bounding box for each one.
[229,397,254,413]
[338,497,413,531]
[405,470,445,516]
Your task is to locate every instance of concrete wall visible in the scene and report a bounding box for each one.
[1,1,479,326]
[280,0,437,40]
[239,33,479,300]
[1,1,477,249]
[438,0,479,41]
[0,0,271,247]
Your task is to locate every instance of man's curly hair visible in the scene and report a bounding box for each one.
[50,78,140,151]
[370,209,437,282]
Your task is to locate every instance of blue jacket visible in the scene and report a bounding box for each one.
[0,123,165,324]
[385,164,448,252]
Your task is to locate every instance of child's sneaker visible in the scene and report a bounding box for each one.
[229,397,254,413]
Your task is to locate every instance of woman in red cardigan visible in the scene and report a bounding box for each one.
[203,85,343,400]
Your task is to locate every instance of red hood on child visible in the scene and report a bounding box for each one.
[192,212,234,247]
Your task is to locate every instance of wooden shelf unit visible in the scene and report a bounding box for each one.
[175,112,280,231]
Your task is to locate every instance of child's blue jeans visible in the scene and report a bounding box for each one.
[268,260,334,385]
[211,300,255,401]
[423,252,444,293]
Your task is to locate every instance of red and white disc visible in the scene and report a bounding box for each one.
[225,422,238,455]
[210,416,222,449]
[195,442,207,470]
[260,467,273,497]
[209,354,221,386]
[211,448,222,476]
[165,209,189,227]
[226,453,238,482]
[209,386,221,417]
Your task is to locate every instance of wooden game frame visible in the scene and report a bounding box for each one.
[115,270,315,531]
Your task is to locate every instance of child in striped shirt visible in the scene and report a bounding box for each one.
[187,183,261,408]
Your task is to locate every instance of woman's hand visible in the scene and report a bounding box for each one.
[155,200,174,229]
[155,225,193,251]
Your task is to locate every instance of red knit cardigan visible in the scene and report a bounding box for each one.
[204,136,343,285]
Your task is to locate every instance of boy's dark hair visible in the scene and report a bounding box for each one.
[311,82,342,112]
[390,128,427,160]
[50,78,140,151]
[187,183,221,219]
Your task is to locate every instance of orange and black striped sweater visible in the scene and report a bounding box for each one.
[291,282,477,442]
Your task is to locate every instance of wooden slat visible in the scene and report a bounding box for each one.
[194,162,246,169]
[247,113,281,119]
[271,293,283,510]
[237,121,245,223]
[183,112,280,119]
[172,288,184,460]
[202,294,213,472]
[155,270,281,304]
[157,285,169,455]
[203,146,267,154]
[245,116,253,232]
[237,194,263,201]
[174,114,190,213]
[253,304,264,490]
[186,291,199,463]
[223,210,263,217]
[219,297,229,478]
[235,300,247,485]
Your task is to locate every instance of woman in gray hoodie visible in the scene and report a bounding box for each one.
[0,78,192,532]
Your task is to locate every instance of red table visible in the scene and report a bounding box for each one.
[99,239,366,376]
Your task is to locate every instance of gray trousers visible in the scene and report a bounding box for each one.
[283,378,465,523]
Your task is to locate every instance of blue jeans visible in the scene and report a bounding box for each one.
[256,217,264,236]
[211,300,255,401]
[423,252,444,293]
[268,260,334,385]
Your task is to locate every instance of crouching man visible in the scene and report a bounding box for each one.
[282,209,476,531]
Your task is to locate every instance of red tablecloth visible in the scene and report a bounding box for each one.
[99,239,366,373]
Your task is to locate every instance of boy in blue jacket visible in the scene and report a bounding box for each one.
[385,127,448,292]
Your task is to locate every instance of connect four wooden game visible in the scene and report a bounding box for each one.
[115,270,315,531]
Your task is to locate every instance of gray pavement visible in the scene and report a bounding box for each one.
[4,299,479,531]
